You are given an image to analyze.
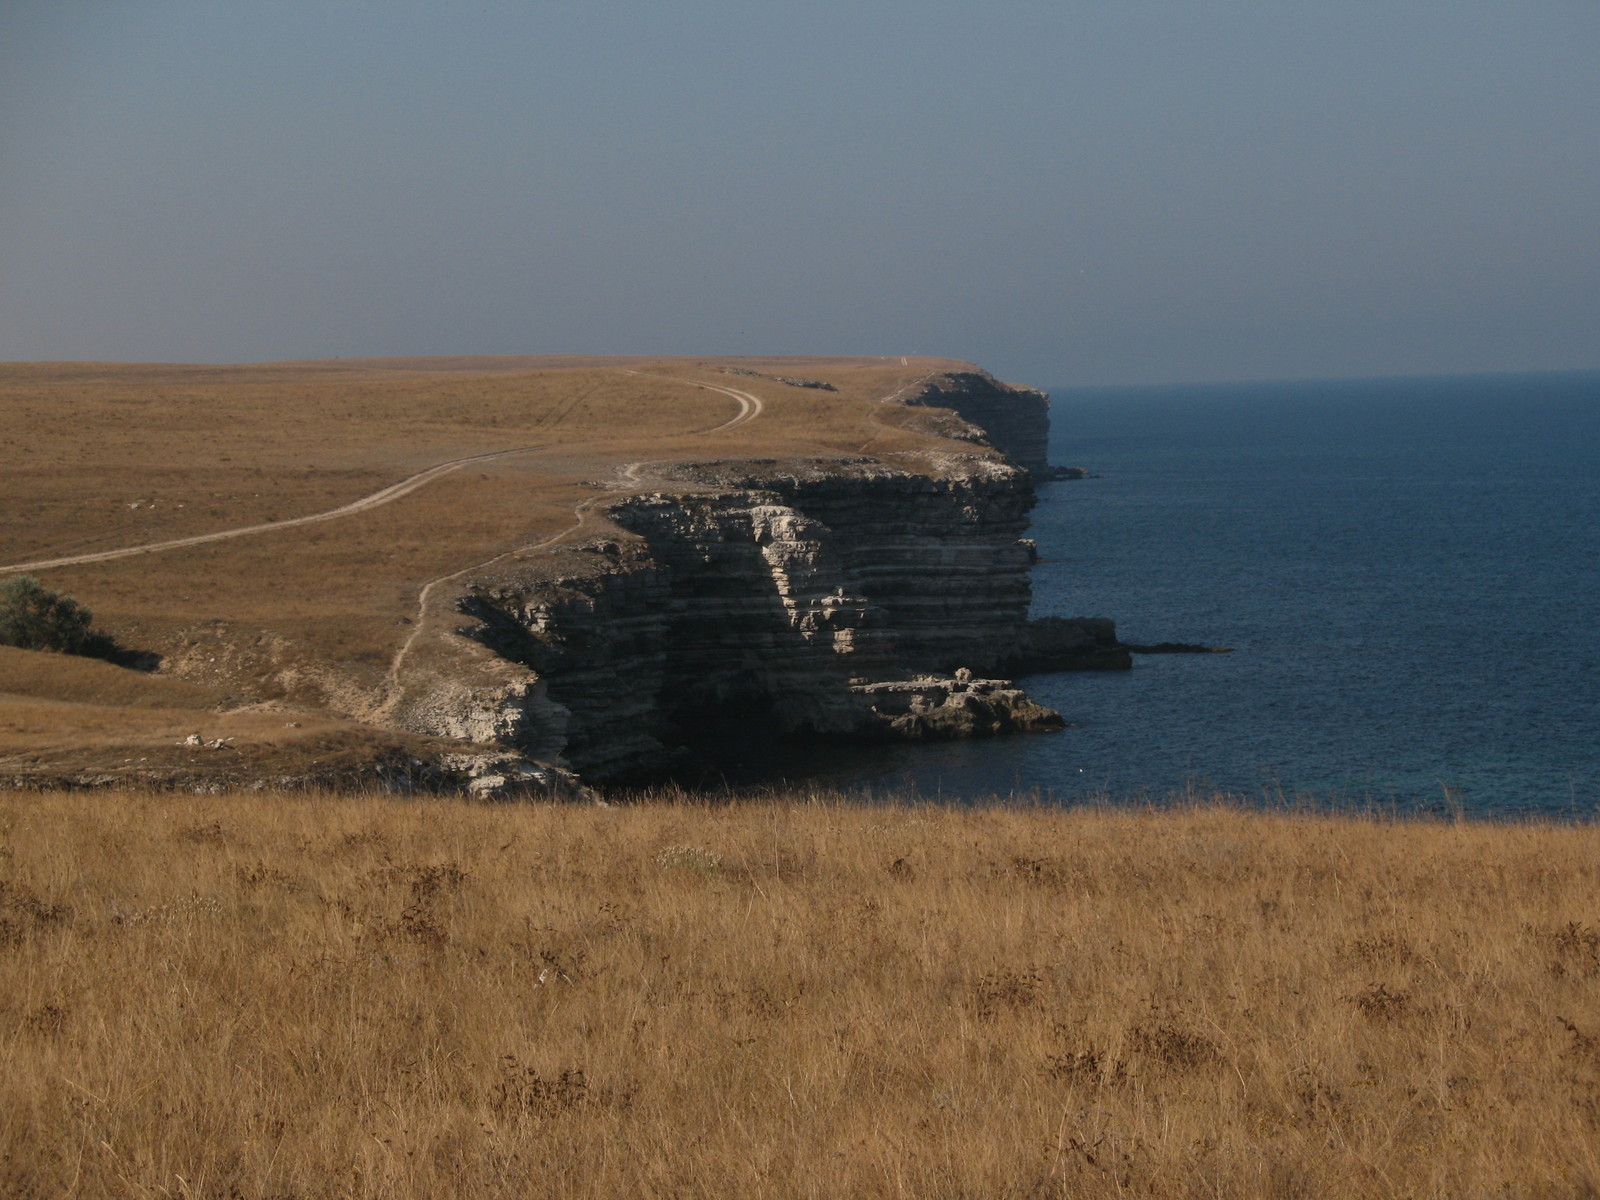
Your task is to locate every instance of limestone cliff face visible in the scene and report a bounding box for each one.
[428,455,1057,780]
[454,560,675,780]
[629,458,1037,674]
[900,372,1051,476]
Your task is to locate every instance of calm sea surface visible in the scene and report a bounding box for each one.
[789,372,1600,818]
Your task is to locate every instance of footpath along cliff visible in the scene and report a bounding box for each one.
[387,371,1116,783]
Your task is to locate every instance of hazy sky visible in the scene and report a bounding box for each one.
[3,2,1596,386]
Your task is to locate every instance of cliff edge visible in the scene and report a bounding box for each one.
[896,370,1052,477]
[390,454,1062,780]
[0,355,1070,790]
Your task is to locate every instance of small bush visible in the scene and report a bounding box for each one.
[0,575,118,659]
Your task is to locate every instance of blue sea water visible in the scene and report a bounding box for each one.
[815,371,1600,818]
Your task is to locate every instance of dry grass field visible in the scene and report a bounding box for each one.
[1,355,970,773]
[2,356,954,633]
[4,789,1599,1198]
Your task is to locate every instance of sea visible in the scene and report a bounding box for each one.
[786,371,1600,819]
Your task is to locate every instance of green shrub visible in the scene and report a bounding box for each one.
[0,575,118,658]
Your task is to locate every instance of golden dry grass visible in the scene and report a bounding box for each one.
[4,789,1599,1198]
[0,356,957,637]
[0,355,959,615]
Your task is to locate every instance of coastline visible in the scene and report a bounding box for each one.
[1,357,1084,794]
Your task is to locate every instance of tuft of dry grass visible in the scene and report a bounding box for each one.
[3,788,1600,1197]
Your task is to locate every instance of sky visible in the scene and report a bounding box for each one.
[2,2,1596,387]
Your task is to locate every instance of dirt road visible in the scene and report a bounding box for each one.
[0,444,551,576]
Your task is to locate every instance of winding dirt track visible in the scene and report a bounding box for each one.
[698,383,763,430]
[4,367,940,714]
[2,372,767,577]
[378,493,615,708]
[0,444,550,576]
[379,372,765,704]
[618,370,763,431]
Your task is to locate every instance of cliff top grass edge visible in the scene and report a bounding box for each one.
[0,354,1048,787]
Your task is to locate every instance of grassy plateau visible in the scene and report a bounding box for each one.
[4,788,1599,1198]
[0,355,972,780]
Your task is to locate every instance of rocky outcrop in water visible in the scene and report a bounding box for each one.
[1000,617,1234,674]
[1009,616,1133,672]
[851,671,1064,739]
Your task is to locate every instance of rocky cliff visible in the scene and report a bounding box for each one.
[899,371,1051,476]
[0,355,1088,796]
[391,452,1064,781]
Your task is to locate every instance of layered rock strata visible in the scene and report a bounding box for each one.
[411,456,1062,781]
